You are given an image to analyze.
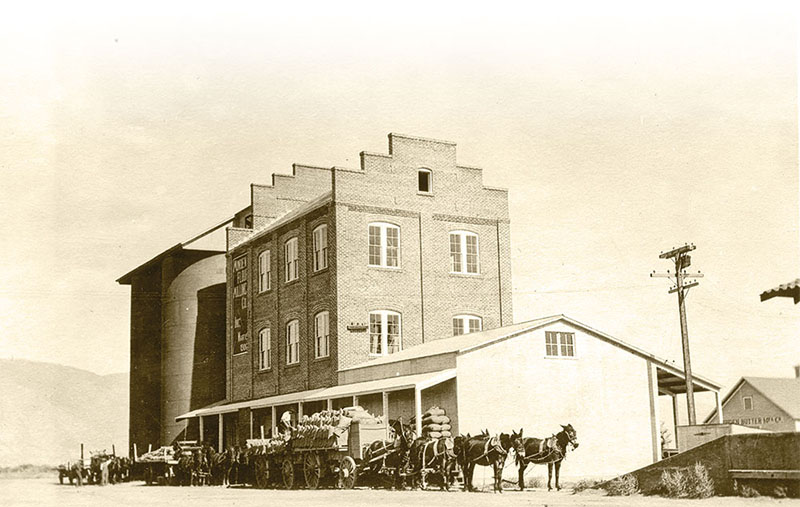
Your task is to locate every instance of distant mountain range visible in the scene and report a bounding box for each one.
[0,359,128,466]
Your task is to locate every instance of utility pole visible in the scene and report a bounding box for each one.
[651,243,704,425]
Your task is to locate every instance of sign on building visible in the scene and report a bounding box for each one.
[233,254,248,354]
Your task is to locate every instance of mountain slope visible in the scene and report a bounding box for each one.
[0,359,128,466]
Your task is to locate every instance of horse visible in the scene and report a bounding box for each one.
[225,446,243,486]
[516,424,579,491]
[209,447,229,485]
[408,435,457,490]
[362,418,414,489]
[459,430,524,493]
[175,450,195,486]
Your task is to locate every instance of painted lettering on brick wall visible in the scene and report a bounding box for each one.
[233,254,248,354]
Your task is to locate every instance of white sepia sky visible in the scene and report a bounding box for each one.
[0,2,798,422]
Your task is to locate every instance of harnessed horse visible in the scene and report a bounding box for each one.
[458,430,524,493]
[516,424,579,491]
[362,418,414,489]
[408,436,457,490]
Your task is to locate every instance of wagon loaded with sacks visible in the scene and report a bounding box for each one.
[247,406,387,489]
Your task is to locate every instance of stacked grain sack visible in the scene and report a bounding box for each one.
[421,406,451,438]
[294,407,383,449]
[246,437,286,455]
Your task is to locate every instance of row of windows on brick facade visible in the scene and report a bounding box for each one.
[255,311,486,368]
[255,224,482,293]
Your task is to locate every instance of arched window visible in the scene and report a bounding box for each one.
[418,168,432,193]
[314,311,330,358]
[453,315,482,336]
[258,250,271,292]
[286,319,300,364]
[369,310,402,356]
[449,231,479,274]
[284,237,299,282]
[368,222,400,268]
[258,327,271,370]
[313,224,328,272]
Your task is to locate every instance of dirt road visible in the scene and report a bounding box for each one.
[1,477,798,506]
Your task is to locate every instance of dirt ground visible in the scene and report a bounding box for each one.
[1,477,799,507]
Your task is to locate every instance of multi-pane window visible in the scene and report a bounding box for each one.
[369,310,401,356]
[545,331,576,357]
[314,311,329,358]
[450,231,479,274]
[286,320,299,364]
[453,315,482,336]
[368,223,400,268]
[284,237,298,282]
[258,250,271,292]
[418,168,432,193]
[258,328,271,370]
[313,224,328,271]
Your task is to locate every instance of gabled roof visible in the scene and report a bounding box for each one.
[706,376,800,422]
[340,314,721,392]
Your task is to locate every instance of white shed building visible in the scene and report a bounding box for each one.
[178,314,721,479]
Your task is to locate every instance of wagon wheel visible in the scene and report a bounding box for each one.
[281,458,295,489]
[337,456,357,489]
[303,452,322,490]
[254,456,269,489]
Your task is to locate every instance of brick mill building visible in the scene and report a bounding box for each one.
[119,133,722,478]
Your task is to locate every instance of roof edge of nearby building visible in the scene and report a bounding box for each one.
[227,191,333,252]
[703,376,800,423]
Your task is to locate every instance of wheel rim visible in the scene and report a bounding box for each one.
[282,459,294,489]
[304,453,321,490]
[338,456,357,489]
[254,457,268,489]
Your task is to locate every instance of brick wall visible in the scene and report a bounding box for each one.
[333,133,512,370]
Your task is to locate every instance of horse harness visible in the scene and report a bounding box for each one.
[467,435,507,464]
[421,438,455,467]
[520,435,565,465]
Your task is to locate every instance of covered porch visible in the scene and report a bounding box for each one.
[648,360,722,459]
[175,369,457,451]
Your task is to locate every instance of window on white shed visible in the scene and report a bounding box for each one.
[545,331,575,358]
[743,396,753,411]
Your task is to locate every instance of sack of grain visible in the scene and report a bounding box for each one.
[422,414,450,425]
[424,406,446,417]
[424,431,443,439]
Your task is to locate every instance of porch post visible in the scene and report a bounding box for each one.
[352,395,358,407]
[298,402,304,420]
[271,406,277,438]
[414,387,422,438]
[671,394,679,448]
[382,391,390,439]
[249,410,253,439]
[218,413,223,452]
[326,399,333,411]
[199,416,204,443]
[715,391,723,423]
[646,361,662,462]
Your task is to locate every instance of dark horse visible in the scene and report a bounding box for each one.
[517,424,579,491]
[458,430,524,493]
[408,436,457,490]
[362,418,414,489]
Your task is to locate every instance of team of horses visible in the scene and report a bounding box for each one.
[167,422,578,492]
